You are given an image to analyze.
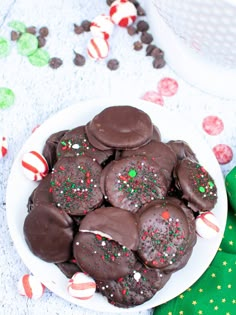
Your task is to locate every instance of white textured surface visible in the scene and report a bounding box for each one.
[0,0,236,315]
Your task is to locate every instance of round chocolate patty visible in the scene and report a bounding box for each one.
[42,129,68,171]
[79,207,139,250]
[27,173,53,212]
[167,140,197,161]
[24,203,74,263]
[174,158,218,212]
[137,197,196,273]
[51,156,103,215]
[73,232,137,281]
[87,106,153,149]
[56,125,114,165]
[103,156,168,213]
[96,262,171,308]
[121,140,177,186]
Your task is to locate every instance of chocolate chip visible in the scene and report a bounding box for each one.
[137,20,149,32]
[107,59,119,71]
[152,57,166,69]
[146,44,156,56]
[73,53,86,66]
[81,20,91,32]
[74,23,84,35]
[151,47,164,59]
[49,57,63,69]
[26,26,37,35]
[106,0,116,5]
[37,35,46,48]
[136,5,146,16]
[127,25,137,36]
[39,26,49,37]
[133,41,143,51]
[141,32,153,44]
[10,30,20,41]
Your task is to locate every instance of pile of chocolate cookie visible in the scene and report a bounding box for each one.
[23,105,218,308]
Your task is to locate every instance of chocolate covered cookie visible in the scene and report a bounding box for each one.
[24,203,74,263]
[174,158,218,212]
[96,262,171,308]
[87,106,153,149]
[42,130,68,171]
[79,207,139,250]
[167,140,197,162]
[137,197,196,273]
[73,232,137,281]
[51,156,103,215]
[27,173,53,212]
[102,156,168,212]
[56,125,114,165]
[121,140,177,186]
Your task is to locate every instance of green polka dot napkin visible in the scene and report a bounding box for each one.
[153,168,236,315]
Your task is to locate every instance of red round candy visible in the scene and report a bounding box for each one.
[141,91,164,106]
[213,144,233,165]
[157,77,179,96]
[202,116,224,136]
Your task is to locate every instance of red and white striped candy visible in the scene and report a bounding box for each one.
[109,0,137,27]
[87,37,109,60]
[21,150,49,181]
[0,136,8,158]
[90,14,114,40]
[18,274,45,299]
[67,272,96,300]
[195,211,220,239]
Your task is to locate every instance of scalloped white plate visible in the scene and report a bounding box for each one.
[6,98,227,313]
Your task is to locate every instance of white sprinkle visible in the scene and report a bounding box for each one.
[169,261,173,264]
[133,272,141,282]
[102,286,105,290]
[86,147,89,150]
[126,184,129,187]
[169,218,173,222]
[118,253,121,256]
[106,285,109,288]
[172,253,175,257]
[118,173,121,176]
[151,197,154,200]
[76,242,79,245]
[140,290,143,294]
[104,195,108,199]
[94,251,97,254]
[85,188,88,192]
[72,144,80,149]
[92,158,96,161]
[57,203,61,207]
[160,274,163,277]
[117,180,120,183]
[176,218,179,222]
[60,190,63,194]
[110,294,113,297]
[124,181,127,184]
[81,180,84,183]
[83,139,87,142]
[101,241,106,246]
[91,179,94,182]
[135,204,138,208]
[164,253,168,257]
[144,177,147,181]
[94,184,97,188]
[154,173,157,177]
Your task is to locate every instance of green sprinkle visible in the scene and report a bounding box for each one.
[0,37,10,58]
[208,181,214,188]
[199,186,205,193]
[17,33,38,56]
[28,48,50,67]
[128,169,137,178]
[8,20,26,33]
[0,87,15,109]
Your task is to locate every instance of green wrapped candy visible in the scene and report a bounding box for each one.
[0,37,10,58]
[28,48,50,67]
[225,166,236,213]
[0,87,15,109]
[8,20,26,33]
[17,33,38,56]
